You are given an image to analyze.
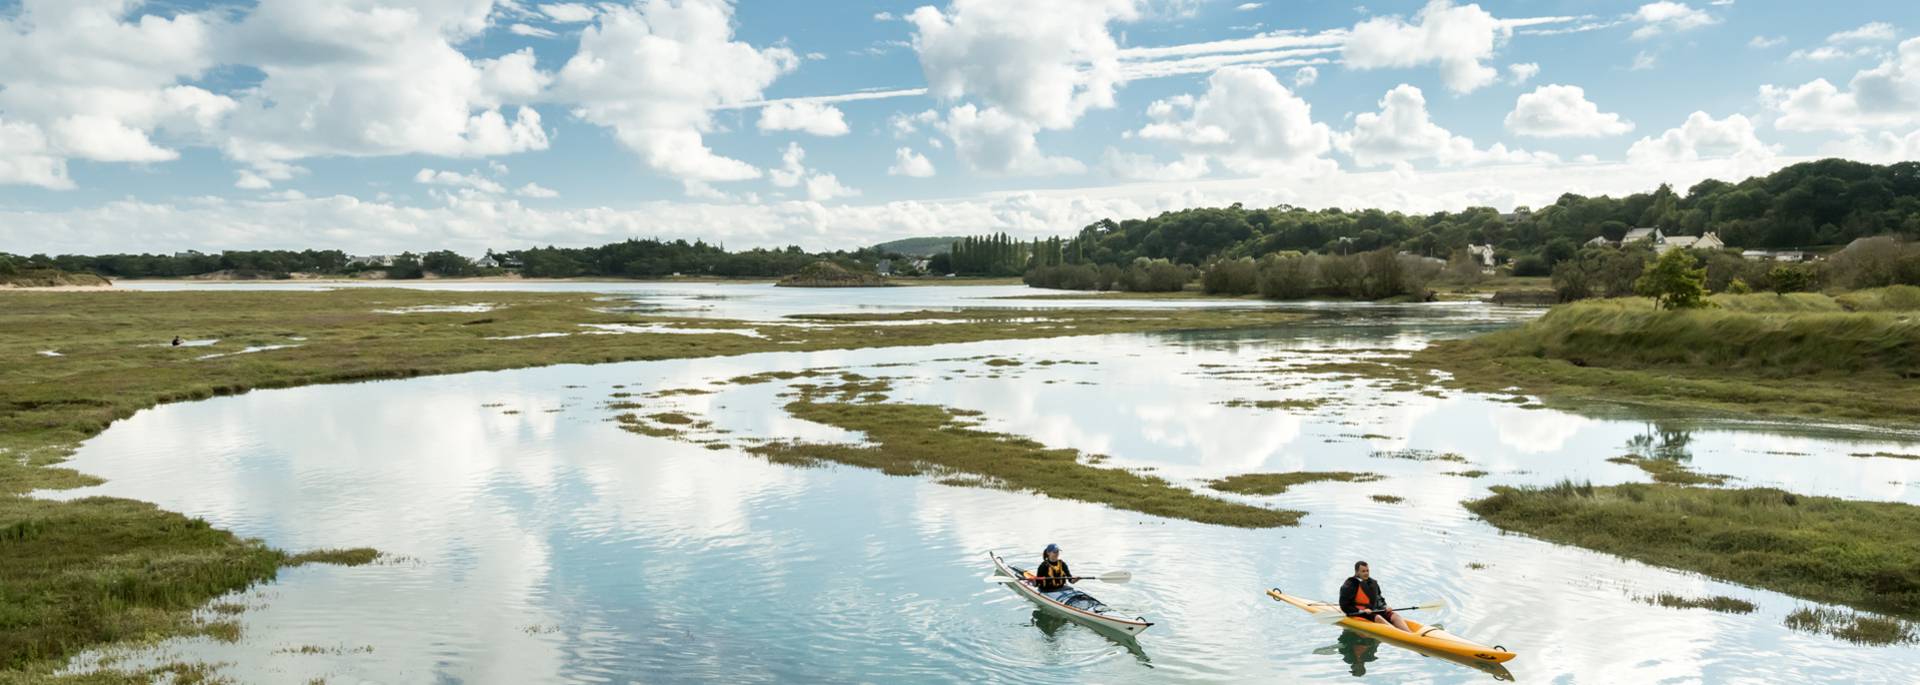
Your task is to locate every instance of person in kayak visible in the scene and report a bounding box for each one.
[1340,561,1412,632]
[1032,543,1073,596]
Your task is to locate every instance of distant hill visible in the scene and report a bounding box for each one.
[873,236,960,256]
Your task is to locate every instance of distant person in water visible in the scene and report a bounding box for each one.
[171,336,182,347]
[1031,543,1073,597]
[1340,561,1412,632]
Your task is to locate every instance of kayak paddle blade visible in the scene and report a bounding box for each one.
[1095,571,1132,584]
[983,575,1020,583]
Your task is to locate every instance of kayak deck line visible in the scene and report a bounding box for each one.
[1267,588,1516,665]
[989,553,1153,637]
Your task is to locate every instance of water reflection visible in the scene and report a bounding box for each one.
[1318,629,1517,682]
[1625,423,1697,463]
[33,301,1920,683]
[1029,610,1153,666]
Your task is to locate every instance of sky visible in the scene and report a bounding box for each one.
[1,0,1918,257]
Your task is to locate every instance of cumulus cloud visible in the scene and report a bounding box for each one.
[1829,22,1897,44]
[1763,37,1920,133]
[1338,84,1555,167]
[889,110,941,138]
[1748,35,1785,49]
[1820,130,1920,163]
[805,173,860,201]
[1343,0,1511,94]
[940,104,1086,175]
[1627,111,1776,164]
[415,168,506,194]
[1505,84,1634,137]
[1293,66,1319,87]
[1134,66,1333,175]
[1507,62,1539,85]
[552,0,797,183]
[889,147,937,177]
[909,0,1139,129]
[0,0,231,179]
[1789,22,1898,62]
[766,142,862,200]
[1629,2,1717,40]
[757,101,851,136]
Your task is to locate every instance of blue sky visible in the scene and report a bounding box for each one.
[1,0,1917,255]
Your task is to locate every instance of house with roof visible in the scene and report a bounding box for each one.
[1622,227,1664,244]
[1656,232,1724,253]
[1466,244,1496,269]
[1584,235,1614,248]
[346,254,394,268]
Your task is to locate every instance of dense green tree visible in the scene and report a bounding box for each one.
[1636,249,1709,310]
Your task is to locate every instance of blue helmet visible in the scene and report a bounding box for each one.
[1043,543,1061,555]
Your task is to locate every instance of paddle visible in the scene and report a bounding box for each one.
[983,571,1133,584]
[1312,599,1448,624]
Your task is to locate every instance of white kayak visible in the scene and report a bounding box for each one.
[989,552,1153,637]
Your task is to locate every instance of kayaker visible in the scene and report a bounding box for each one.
[1032,544,1073,595]
[1340,561,1412,632]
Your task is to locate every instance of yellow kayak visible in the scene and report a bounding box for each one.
[1268,589,1517,664]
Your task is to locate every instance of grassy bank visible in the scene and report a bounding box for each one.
[1465,482,1920,621]
[1408,287,1920,424]
[0,289,1305,675]
[753,399,1302,528]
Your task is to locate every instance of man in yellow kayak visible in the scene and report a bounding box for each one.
[1031,543,1073,598]
[1340,561,1412,632]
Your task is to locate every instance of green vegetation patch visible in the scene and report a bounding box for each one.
[749,401,1302,528]
[1398,289,1920,425]
[1220,398,1328,411]
[1784,606,1919,646]
[1207,471,1382,496]
[1370,494,1405,504]
[1852,451,1920,461]
[1371,449,1469,463]
[1606,455,1730,485]
[1639,593,1757,614]
[1466,481,1920,620]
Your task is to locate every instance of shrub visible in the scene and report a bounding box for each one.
[1636,249,1709,310]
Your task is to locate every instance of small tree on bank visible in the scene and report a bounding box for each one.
[1768,265,1814,295]
[1635,249,1708,310]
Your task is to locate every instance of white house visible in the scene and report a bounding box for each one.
[1622,227,1664,244]
[472,254,501,269]
[1467,244,1496,268]
[1656,232,1725,254]
[1584,235,1613,248]
[346,254,394,268]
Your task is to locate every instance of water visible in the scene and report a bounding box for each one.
[37,294,1920,683]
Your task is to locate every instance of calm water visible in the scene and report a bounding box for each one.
[38,290,1920,683]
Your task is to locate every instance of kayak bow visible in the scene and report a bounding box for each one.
[990,553,1153,637]
[1268,588,1516,664]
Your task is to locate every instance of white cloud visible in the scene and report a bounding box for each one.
[552,0,797,182]
[217,0,550,170]
[1338,84,1555,167]
[889,147,937,177]
[1102,149,1210,181]
[805,173,860,201]
[757,101,851,137]
[1507,62,1539,85]
[1748,35,1785,49]
[1134,66,1334,175]
[415,168,506,195]
[1829,22,1897,44]
[1343,0,1511,94]
[1790,45,1880,62]
[1293,66,1319,87]
[0,0,231,179]
[516,182,560,199]
[939,104,1086,175]
[1631,50,1658,70]
[909,0,1139,129]
[539,3,597,23]
[1629,2,1717,40]
[1236,3,1264,10]
[1505,84,1634,138]
[1627,111,1776,165]
[873,11,896,21]
[1820,129,1920,163]
[509,23,558,39]
[890,110,941,138]
[0,118,73,190]
[1763,38,1920,133]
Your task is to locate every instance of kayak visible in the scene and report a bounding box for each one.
[1268,589,1516,664]
[990,553,1153,637]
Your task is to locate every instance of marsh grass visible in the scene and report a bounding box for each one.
[1467,481,1920,620]
[750,401,1302,528]
[1207,471,1382,495]
[1370,494,1405,504]
[1220,398,1328,411]
[0,288,1308,675]
[1403,288,1920,424]
[1606,455,1730,485]
[1640,593,1757,614]
[1783,606,1919,646]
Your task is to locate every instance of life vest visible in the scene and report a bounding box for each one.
[1354,584,1371,607]
[1036,560,1069,591]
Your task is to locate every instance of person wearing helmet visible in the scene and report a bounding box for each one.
[1032,543,1073,596]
